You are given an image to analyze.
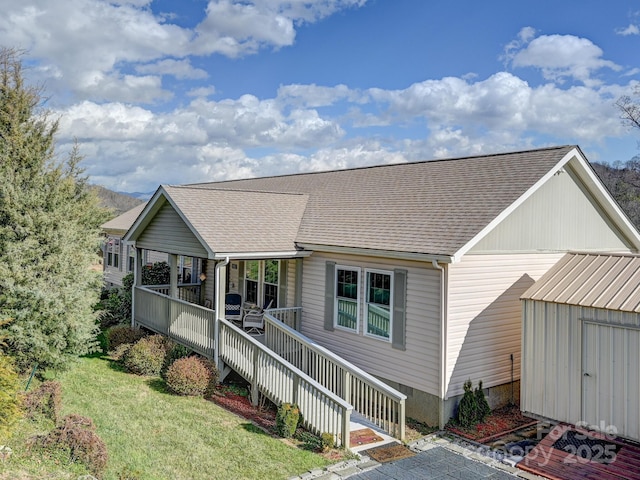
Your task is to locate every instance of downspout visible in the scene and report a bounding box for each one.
[432,260,448,429]
[213,257,230,371]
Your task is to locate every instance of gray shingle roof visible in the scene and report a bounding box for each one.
[521,252,640,313]
[101,202,146,233]
[164,186,308,255]
[186,145,576,257]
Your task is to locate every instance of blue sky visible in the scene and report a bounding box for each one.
[0,0,639,193]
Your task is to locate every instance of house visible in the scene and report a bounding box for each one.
[122,145,640,432]
[101,203,201,290]
[521,252,640,442]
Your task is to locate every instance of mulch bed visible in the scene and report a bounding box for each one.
[446,404,538,443]
[209,385,277,433]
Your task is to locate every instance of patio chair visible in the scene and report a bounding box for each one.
[242,300,273,335]
[225,293,243,324]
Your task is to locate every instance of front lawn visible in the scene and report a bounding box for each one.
[1,355,331,479]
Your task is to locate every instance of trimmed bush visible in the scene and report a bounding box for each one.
[161,343,192,380]
[475,380,491,422]
[320,432,335,451]
[165,356,218,396]
[123,335,173,376]
[0,353,23,442]
[105,326,146,354]
[110,343,133,362]
[36,414,108,476]
[23,380,62,423]
[276,403,300,438]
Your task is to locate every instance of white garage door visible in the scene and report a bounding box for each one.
[582,322,640,441]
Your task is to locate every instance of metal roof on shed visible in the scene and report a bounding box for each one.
[521,252,640,313]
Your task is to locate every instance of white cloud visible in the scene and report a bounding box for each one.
[616,24,640,36]
[136,59,208,80]
[508,33,621,85]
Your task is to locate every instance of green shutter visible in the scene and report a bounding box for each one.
[324,261,336,331]
[392,269,407,350]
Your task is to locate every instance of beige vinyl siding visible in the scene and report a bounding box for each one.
[446,253,564,398]
[285,259,299,308]
[300,252,441,395]
[470,162,633,253]
[137,202,208,258]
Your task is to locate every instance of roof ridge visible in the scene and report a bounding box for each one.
[184,145,576,187]
[166,184,307,197]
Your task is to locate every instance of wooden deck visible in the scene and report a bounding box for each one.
[519,423,640,480]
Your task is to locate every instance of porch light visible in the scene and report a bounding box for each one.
[199,272,207,282]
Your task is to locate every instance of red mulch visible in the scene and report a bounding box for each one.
[446,405,538,443]
[208,385,277,433]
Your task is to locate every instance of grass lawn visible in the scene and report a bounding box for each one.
[1,355,332,480]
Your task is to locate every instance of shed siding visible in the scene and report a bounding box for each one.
[470,163,633,253]
[446,253,564,398]
[522,300,640,440]
[300,252,441,395]
[137,202,208,258]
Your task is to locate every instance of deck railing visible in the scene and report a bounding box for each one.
[134,286,215,357]
[145,284,202,305]
[264,308,406,440]
[218,318,352,447]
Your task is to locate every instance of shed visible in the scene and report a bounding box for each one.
[521,252,640,442]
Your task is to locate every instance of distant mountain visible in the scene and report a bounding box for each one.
[90,185,145,216]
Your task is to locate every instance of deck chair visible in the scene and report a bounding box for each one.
[242,300,273,335]
[224,293,243,324]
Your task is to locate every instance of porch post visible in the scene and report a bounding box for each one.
[131,247,142,327]
[168,254,178,298]
[214,258,229,372]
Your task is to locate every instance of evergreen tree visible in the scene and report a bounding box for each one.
[0,48,109,372]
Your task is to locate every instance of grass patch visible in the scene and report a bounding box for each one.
[1,356,331,479]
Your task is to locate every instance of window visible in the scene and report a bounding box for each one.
[106,237,120,268]
[244,260,279,308]
[335,266,360,332]
[365,270,392,340]
[127,246,135,273]
[179,256,195,284]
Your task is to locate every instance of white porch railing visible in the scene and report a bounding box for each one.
[218,318,353,448]
[264,307,406,440]
[134,286,215,358]
[144,284,202,305]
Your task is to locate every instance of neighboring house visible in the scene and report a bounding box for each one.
[122,145,640,428]
[521,252,640,442]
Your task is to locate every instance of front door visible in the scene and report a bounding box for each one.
[582,322,640,440]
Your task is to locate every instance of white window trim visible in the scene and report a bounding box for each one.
[334,265,361,334]
[244,260,280,308]
[106,236,120,269]
[364,268,393,342]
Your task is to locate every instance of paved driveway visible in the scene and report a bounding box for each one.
[348,445,517,479]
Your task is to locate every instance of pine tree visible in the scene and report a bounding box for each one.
[0,48,110,372]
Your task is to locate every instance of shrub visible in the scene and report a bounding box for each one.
[99,274,133,330]
[105,326,146,353]
[36,414,108,476]
[0,354,23,442]
[320,432,335,451]
[23,380,62,423]
[165,356,218,396]
[161,343,192,380]
[276,403,300,438]
[456,379,491,428]
[141,262,170,286]
[110,343,133,362]
[123,335,173,376]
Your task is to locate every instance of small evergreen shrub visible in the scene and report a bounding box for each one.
[0,354,23,442]
[36,414,108,476]
[276,403,300,438]
[320,432,335,451]
[23,380,62,423]
[456,379,491,428]
[165,356,218,396]
[123,335,173,376]
[105,326,146,353]
[110,343,133,362]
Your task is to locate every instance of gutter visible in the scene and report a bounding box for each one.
[296,243,454,264]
